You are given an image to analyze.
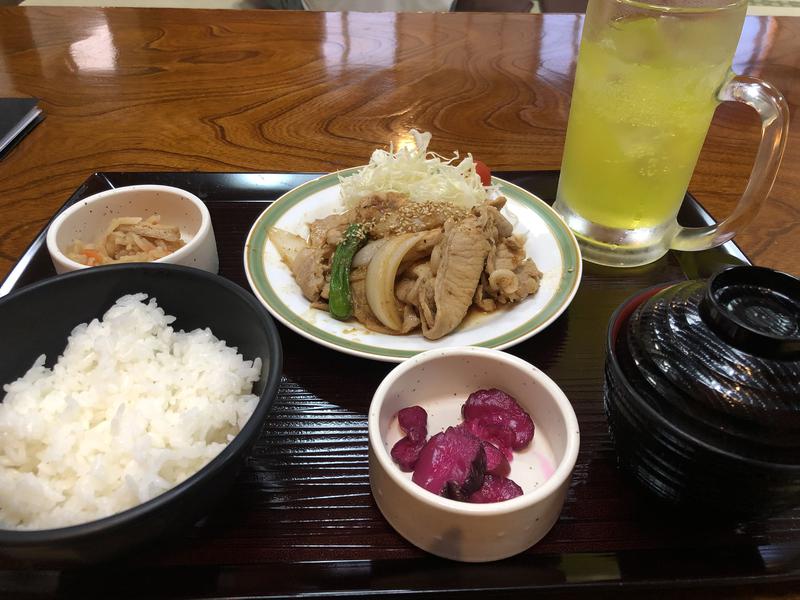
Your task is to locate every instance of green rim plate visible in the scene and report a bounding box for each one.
[244,169,582,362]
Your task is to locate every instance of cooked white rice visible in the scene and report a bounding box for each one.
[0,293,262,530]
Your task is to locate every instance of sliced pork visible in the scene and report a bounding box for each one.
[358,193,468,238]
[290,247,328,302]
[307,210,354,250]
[419,217,490,340]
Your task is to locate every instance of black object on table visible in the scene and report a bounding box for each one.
[0,97,43,161]
[1,171,797,600]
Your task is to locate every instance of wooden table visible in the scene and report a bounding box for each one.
[0,7,799,600]
[0,7,799,279]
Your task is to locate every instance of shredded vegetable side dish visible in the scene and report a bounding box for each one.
[68,214,185,266]
[339,130,490,210]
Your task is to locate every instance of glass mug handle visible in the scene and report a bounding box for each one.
[671,75,789,252]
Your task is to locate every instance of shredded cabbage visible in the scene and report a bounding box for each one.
[339,130,490,209]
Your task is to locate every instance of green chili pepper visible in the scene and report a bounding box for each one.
[328,223,367,320]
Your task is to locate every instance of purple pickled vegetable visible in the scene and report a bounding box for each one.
[482,441,510,477]
[412,426,486,499]
[462,388,534,452]
[468,474,524,503]
[461,419,515,460]
[398,406,427,442]
[391,438,424,472]
[455,424,511,476]
[394,390,534,504]
[390,405,428,471]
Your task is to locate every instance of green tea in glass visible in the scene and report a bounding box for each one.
[554,0,789,267]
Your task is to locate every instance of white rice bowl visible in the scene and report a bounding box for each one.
[0,293,262,530]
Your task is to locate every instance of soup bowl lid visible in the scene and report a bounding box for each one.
[620,266,800,451]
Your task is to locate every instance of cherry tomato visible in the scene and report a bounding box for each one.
[475,160,491,186]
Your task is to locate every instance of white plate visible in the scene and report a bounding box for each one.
[244,169,582,362]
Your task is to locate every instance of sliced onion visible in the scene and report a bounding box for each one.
[366,232,426,331]
[268,228,308,267]
[352,239,387,269]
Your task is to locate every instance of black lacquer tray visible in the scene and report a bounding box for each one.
[1,171,798,600]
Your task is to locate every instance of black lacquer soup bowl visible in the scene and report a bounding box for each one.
[604,266,800,518]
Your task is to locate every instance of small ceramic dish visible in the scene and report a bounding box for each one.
[46,185,218,274]
[368,347,580,562]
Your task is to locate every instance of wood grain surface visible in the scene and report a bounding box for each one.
[0,7,798,279]
[0,9,799,599]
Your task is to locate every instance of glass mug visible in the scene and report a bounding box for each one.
[553,0,789,267]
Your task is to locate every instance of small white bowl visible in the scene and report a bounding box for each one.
[368,347,580,562]
[46,185,218,274]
